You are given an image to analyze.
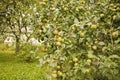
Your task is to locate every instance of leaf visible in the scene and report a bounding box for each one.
[87,50,98,59]
[98,42,105,46]
[102,47,107,52]
[74,18,79,25]
[115,38,120,44]
[87,50,94,54]
[109,55,120,59]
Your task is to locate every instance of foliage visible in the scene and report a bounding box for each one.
[18,44,39,62]
[38,0,120,80]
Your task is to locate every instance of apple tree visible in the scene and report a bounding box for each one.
[38,0,120,80]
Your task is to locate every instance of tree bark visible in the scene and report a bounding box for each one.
[15,37,20,55]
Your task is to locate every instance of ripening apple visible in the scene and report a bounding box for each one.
[52,70,57,74]
[41,47,46,52]
[53,30,58,35]
[92,45,97,50]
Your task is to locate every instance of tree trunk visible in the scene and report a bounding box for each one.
[15,38,20,55]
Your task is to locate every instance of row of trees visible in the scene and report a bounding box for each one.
[0,0,42,54]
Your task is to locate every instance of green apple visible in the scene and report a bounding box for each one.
[80,32,85,37]
[58,71,63,76]
[91,24,97,29]
[73,57,78,62]
[112,31,118,38]
[87,59,92,63]
[100,13,104,17]
[53,30,58,35]
[57,66,60,69]
[56,42,61,46]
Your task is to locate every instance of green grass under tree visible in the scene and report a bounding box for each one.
[0,51,50,80]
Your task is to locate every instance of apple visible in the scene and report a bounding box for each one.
[86,69,90,73]
[58,71,63,76]
[64,7,68,11]
[41,47,46,52]
[57,37,63,42]
[39,30,42,33]
[84,12,87,16]
[56,42,61,46]
[76,8,79,11]
[53,18,56,21]
[74,63,78,66]
[80,32,85,37]
[39,22,43,26]
[91,24,97,29]
[57,66,60,69]
[86,42,89,46]
[72,26,75,31]
[53,30,58,35]
[79,6,84,9]
[73,57,78,62]
[87,59,92,63]
[100,13,104,17]
[110,4,114,7]
[92,45,97,50]
[43,0,48,2]
[112,31,118,38]
[52,70,57,74]
[68,40,72,43]
[113,15,117,20]
[52,73,57,78]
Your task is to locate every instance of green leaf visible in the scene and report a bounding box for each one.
[74,18,79,25]
[109,55,120,59]
[98,42,105,46]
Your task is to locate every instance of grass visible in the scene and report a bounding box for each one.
[0,51,51,80]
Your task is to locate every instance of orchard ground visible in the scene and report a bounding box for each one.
[0,50,51,80]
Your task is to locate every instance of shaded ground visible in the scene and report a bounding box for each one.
[0,51,50,80]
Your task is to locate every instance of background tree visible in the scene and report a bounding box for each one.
[0,0,40,54]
